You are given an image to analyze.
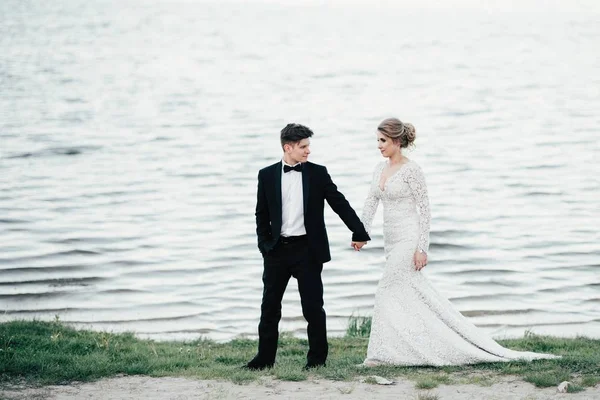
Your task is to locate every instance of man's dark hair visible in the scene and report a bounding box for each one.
[280,123,314,148]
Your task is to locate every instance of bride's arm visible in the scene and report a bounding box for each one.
[360,165,381,236]
[406,164,431,253]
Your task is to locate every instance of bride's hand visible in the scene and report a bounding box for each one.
[414,251,427,271]
[351,241,366,251]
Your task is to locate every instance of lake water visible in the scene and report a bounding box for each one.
[1,0,599,342]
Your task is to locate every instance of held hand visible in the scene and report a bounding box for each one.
[351,241,367,251]
[414,251,428,271]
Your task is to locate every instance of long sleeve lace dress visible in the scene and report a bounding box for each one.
[360,160,559,366]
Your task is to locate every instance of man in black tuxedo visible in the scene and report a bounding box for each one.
[244,123,370,371]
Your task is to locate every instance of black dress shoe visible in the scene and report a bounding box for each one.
[303,362,326,370]
[243,360,274,371]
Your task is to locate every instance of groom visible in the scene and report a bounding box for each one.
[245,123,370,371]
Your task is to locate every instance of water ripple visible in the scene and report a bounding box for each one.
[0,0,598,341]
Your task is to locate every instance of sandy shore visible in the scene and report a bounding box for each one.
[2,375,599,400]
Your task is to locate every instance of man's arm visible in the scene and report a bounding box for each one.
[322,167,370,242]
[255,170,271,254]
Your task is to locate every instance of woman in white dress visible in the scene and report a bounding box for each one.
[355,117,559,366]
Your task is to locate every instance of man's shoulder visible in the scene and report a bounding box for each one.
[304,161,327,172]
[258,161,281,175]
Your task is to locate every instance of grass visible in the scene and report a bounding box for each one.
[415,374,451,389]
[346,314,371,338]
[416,393,439,400]
[582,374,600,387]
[566,383,586,393]
[456,373,494,386]
[0,316,599,394]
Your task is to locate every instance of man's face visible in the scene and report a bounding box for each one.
[285,138,311,164]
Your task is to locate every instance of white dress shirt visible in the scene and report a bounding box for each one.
[281,160,306,237]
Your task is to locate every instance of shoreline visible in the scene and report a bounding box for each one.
[1,320,599,398]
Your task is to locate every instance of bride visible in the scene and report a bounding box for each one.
[351,117,559,366]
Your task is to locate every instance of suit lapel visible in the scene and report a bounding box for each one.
[302,162,310,215]
[274,162,282,219]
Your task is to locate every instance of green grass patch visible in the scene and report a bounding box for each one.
[415,377,439,389]
[523,370,570,388]
[417,393,439,400]
[362,376,379,385]
[457,373,495,386]
[1,317,599,398]
[346,314,371,338]
[273,368,307,382]
[566,383,586,393]
[415,373,452,389]
[581,374,600,387]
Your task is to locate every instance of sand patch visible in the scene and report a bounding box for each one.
[1,375,599,400]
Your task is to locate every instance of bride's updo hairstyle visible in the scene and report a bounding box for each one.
[377,118,416,148]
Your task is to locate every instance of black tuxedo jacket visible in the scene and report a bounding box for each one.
[255,161,370,263]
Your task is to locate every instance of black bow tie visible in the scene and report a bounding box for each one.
[284,164,303,173]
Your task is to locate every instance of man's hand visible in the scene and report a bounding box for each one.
[351,241,367,251]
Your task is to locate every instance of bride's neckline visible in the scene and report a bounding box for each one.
[378,159,412,192]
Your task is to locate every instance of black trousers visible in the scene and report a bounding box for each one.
[256,236,328,365]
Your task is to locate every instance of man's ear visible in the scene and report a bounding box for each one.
[283,143,292,153]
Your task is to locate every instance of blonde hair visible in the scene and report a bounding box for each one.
[377,118,416,148]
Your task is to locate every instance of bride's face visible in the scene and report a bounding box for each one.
[377,132,398,158]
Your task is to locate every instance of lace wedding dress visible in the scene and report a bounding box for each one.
[360,160,559,366]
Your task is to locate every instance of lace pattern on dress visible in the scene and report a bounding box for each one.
[360,160,430,252]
